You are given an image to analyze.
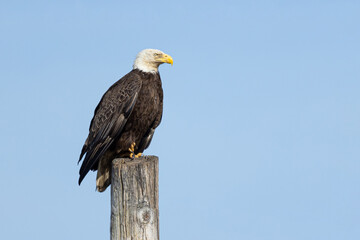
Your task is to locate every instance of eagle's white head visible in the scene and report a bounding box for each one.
[133,49,173,73]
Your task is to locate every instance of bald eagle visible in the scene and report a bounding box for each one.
[78,49,173,192]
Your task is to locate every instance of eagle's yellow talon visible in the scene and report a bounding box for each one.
[129,153,134,159]
[134,153,142,158]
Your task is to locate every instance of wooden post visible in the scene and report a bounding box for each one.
[111,156,159,240]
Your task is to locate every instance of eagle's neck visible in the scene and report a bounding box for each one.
[133,59,160,74]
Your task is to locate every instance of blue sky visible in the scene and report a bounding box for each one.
[1,1,359,239]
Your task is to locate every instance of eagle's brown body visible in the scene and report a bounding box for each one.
[78,69,163,191]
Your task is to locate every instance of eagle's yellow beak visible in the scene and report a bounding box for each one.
[158,54,173,66]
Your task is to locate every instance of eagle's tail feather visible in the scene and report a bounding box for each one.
[78,139,114,185]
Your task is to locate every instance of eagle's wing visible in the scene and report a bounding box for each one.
[78,74,142,185]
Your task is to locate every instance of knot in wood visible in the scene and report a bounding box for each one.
[137,205,154,225]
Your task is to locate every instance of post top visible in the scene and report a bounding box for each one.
[112,155,158,167]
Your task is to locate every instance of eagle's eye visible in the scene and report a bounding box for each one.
[153,53,161,57]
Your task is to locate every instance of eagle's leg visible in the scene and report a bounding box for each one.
[129,142,136,159]
[128,142,143,159]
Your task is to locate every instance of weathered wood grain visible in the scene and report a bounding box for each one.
[111,156,159,240]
